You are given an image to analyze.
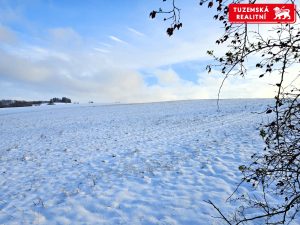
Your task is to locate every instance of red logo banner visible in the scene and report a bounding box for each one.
[229,4,296,24]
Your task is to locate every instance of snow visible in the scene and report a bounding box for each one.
[0,99,295,224]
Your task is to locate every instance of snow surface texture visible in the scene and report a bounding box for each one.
[0,99,297,225]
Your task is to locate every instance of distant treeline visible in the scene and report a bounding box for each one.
[49,97,71,104]
[0,97,72,108]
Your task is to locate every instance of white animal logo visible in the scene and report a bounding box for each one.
[273,7,291,20]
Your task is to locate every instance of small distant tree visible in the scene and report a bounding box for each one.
[150,0,300,224]
[62,97,71,103]
[49,97,71,104]
[48,99,54,105]
[50,97,59,103]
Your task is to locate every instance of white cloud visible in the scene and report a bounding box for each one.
[0,25,17,44]
[109,35,128,44]
[0,49,52,82]
[1,38,294,103]
[94,48,110,54]
[154,68,182,86]
[128,27,145,36]
[48,27,81,44]
[98,42,112,48]
[1,19,296,103]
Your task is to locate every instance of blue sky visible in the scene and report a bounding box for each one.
[0,0,287,103]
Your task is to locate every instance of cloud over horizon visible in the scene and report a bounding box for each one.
[0,1,295,103]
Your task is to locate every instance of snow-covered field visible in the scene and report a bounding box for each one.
[0,99,287,225]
